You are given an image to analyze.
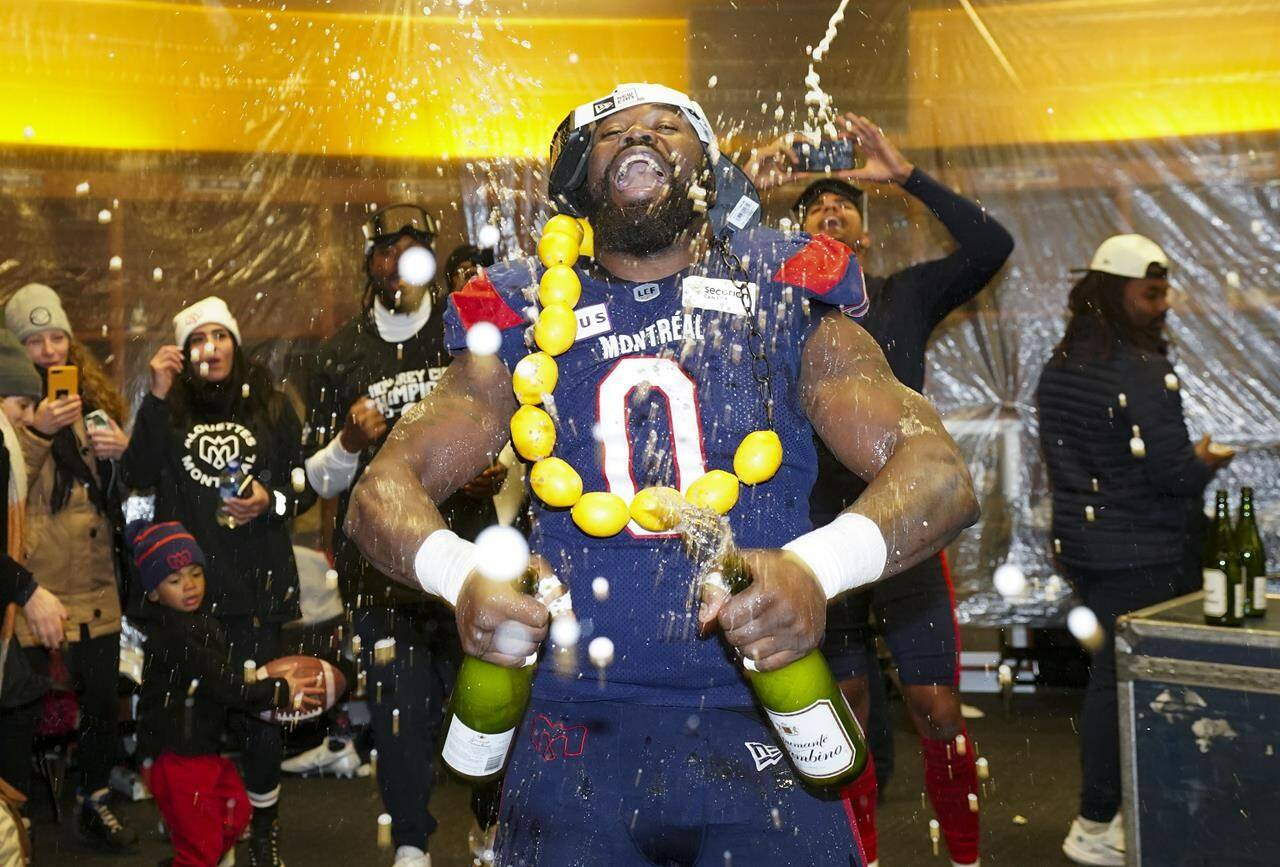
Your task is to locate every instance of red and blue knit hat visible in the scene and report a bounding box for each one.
[125,520,206,593]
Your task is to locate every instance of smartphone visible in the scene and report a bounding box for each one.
[46,365,78,401]
[794,137,855,173]
[84,409,111,432]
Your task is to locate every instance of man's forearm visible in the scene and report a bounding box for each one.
[849,433,979,578]
[345,461,450,588]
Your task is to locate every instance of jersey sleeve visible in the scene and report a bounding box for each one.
[772,232,869,320]
[443,268,532,367]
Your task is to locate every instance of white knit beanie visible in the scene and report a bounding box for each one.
[173,296,241,348]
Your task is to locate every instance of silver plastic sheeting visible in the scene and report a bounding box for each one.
[2,1,1278,627]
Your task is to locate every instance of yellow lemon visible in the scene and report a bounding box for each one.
[539,265,582,308]
[538,231,580,268]
[511,352,558,405]
[534,304,577,356]
[510,405,556,461]
[685,470,740,515]
[733,430,784,485]
[577,217,594,258]
[530,457,582,508]
[629,486,685,532]
[543,214,585,244]
[571,492,630,538]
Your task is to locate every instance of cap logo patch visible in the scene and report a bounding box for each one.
[165,550,193,570]
[29,307,51,326]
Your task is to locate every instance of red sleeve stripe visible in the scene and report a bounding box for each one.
[772,234,854,296]
[451,274,526,331]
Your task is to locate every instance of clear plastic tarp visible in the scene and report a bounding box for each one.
[3,0,1278,626]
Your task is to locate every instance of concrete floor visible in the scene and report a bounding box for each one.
[30,693,1085,866]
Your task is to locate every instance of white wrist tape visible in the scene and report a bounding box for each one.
[782,512,888,600]
[304,435,360,498]
[413,529,478,607]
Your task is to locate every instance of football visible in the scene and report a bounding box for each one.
[257,655,346,724]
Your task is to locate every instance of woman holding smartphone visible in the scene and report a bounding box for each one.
[1,283,137,851]
[121,296,314,867]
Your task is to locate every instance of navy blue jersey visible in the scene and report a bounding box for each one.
[445,227,866,707]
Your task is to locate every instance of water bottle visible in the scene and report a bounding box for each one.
[215,459,250,529]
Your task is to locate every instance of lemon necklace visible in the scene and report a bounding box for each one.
[507,213,783,538]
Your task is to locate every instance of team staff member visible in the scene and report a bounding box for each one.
[347,83,979,865]
[122,296,314,867]
[753,115,1013,867]
[1,284,137,851]
[303,206,503,867]
[1037,236,1231,866]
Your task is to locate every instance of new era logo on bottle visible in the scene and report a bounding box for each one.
[745,741,783,771]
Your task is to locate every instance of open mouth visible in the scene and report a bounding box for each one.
[611,148,669,192]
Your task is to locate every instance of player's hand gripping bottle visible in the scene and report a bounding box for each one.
[713,547,868,787]
[441,570,573,782]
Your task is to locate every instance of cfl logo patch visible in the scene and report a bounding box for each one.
[745,741,783,771]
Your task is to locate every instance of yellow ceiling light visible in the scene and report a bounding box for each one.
[0,0,688,157]
[908,0,1280,147]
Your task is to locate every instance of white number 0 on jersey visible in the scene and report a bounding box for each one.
[597,357,708,537]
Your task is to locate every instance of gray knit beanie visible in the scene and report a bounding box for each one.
[4,283,72,343]
[0,330,41,398]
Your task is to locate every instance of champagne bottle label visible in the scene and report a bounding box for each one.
[764,699,857,780]
[1255,577,1269,612]
[442,715,514,778]
[1233,584,1245,620]
[1203,568,1227,617]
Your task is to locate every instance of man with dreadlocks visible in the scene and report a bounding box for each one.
[348,84,979,865]
[301,205,504,867]
[1037,234,1233,867]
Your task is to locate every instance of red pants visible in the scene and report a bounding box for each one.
[146,752,251,866]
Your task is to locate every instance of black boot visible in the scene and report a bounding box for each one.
[247,805,284,867]
[77,789,139,851]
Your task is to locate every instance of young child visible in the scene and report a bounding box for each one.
[129,520,322,867]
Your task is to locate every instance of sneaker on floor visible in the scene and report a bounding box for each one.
[1106,812,1126,854]
[393,845,431,867]
[248,816,284,867]
[77,791,139,851]
[1063,817,1124,866]
[280,737,360,778]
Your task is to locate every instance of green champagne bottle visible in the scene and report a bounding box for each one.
[716,549,869,787]
[1236,487,1268,619]
[440,571,572,782]
[1203,490,1243,627]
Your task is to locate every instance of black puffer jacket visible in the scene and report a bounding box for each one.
[1035,323,1212,571]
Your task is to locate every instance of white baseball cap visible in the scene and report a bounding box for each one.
[1083,234,1169,279]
